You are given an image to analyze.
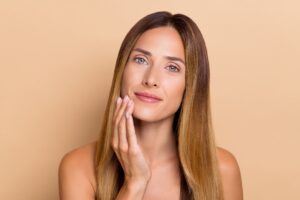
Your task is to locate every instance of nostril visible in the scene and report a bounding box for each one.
[143,79,158,87]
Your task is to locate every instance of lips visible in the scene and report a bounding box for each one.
[134,92,162,103]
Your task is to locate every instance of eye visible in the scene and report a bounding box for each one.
[166,64,180,72]
[133,57,148,65]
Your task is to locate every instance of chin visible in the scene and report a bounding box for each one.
[132,109,158,122]
[132,107,175,124]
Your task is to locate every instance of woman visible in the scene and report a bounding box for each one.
[59,11,243,200]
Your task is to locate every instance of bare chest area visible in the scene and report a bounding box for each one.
[142,165,181,200]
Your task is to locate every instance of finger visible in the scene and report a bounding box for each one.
[118,111,128,153]
[125,100,138,151]
[113,149,127,173]
[115,95,130,125]
[112,96,129,148]
[112,97,122,148]
[113,97,122,120]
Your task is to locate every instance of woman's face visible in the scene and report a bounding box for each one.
[121,26,186,122]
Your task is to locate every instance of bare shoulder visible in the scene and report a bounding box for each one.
[217,146,240,172]
[217,146,243,200]
[58,140,98,200]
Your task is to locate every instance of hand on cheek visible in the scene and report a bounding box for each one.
[111,95,152,185]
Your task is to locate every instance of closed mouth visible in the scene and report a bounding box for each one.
[134,92,162,101]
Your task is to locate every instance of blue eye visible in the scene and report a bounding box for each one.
[134,57,147,65]
[166,65,180,72]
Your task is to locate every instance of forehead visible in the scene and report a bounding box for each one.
[132,27,185,60]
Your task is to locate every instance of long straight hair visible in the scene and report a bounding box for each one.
[95,11,223,200]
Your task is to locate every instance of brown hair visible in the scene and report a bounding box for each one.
[95,11,223,200]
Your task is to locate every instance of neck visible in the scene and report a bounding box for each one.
[133,115,179,169]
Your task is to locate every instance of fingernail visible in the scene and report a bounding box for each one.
[128,100,132,107]
[117,97,121,104]
[124,95,129,102]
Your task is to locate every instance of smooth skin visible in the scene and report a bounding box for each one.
[58,112,243,200]
[112,96,151,183]
[112,96,151,199]
[58,27,243,200]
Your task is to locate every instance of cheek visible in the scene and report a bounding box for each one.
[121,66,141,97]
[169,79,185,101]
[162,78,185,115]
[121,68,130,97]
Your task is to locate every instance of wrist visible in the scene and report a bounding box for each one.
[125,178,149,191]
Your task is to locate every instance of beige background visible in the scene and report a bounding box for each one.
[1,0,299,199]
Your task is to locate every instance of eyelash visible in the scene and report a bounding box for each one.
[166,65,180,72]
[133,56,180,72]
[133,57,147,65]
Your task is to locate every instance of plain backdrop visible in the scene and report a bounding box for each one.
[1,0,299,199]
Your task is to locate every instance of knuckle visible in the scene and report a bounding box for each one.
[128,148,139,156]
[111,141,118,150]
[119,145,128,153]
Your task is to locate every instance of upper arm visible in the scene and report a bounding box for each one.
[217,147,243,200]
[58,147,96,200]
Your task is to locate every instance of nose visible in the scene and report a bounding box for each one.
[142,65,160,88]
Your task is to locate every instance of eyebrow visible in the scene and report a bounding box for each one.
[132,48,185,65]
